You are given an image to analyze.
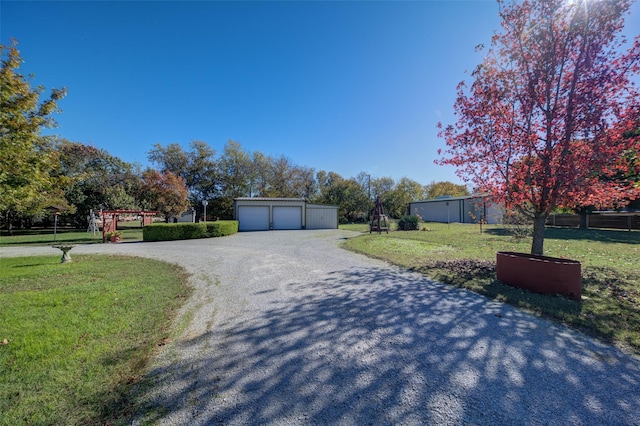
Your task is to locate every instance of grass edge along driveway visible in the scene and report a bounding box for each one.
[341,223,640,356]
[0,254,192,425]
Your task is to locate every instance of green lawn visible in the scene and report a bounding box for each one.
[342,223,640,354]
[0,223,143,246]
[0,255,192,425]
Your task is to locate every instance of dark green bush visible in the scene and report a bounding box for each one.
[143,221,238,242]
[179,223,208,239]
[143,223,206,242]
[397,215,420,231]
[206,220,239,237]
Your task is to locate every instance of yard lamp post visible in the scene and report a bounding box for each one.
[54,211,59,241]
[202,200,208,223]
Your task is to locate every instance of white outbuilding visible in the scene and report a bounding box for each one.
[409,195,502,225]
[233,198,339,231]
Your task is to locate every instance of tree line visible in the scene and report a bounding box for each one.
[1,40,467,232]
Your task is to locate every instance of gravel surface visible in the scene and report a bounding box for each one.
[2,230,640,425]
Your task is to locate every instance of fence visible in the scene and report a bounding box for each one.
[546,213,640,231]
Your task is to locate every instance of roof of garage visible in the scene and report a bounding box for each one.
[234,198,305,202]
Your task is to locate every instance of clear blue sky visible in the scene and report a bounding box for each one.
[2,0,638,187]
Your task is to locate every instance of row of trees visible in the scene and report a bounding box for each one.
[146,139,469,222]
[1,40,467,231]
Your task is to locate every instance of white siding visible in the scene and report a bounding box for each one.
[413,200,462,223]
[306,204,338,229]
[410,196,502,225]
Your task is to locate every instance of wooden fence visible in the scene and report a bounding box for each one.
[546,213,640,231]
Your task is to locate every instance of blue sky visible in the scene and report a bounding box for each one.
[2,1,639,187]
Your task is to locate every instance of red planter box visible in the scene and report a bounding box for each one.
[496,251,581,300]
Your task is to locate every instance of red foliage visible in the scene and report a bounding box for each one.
[141,169,190,220]
[438,0,640,253]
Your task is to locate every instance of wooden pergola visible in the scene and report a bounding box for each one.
[101,209,157,242]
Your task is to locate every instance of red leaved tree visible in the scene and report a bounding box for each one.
[438,0,640,255]
[140,169,190,222]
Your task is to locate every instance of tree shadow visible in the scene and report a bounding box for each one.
[484,227,640,244]
[129,266,640,425]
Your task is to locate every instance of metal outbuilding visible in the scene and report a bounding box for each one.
[234,198,338,231]
[409,195,502,225]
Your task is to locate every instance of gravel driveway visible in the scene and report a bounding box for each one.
[2,230,640,425]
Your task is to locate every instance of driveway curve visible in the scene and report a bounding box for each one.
[2,230,639,425]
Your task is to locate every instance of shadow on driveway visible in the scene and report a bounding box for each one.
[135,265,640,425]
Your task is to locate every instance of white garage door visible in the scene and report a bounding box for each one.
[238,206,270,231]
[272,206,302,230]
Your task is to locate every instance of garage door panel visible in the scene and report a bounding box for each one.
[273,206,302,230]
[238,206,270,231]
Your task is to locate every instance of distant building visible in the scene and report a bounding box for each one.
[233,198,339,231]
[170,208,196,223]
[409,194,502,224]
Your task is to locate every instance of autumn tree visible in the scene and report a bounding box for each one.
[140,169,190,221]
[438,0,640,255]
[0,41,67,231]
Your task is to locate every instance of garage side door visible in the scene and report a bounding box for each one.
[272,206,302,230]
[238,206,270,231]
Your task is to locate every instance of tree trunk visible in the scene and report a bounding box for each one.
[531,214,547,255]
[579,211,588,229]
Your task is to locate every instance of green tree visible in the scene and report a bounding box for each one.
[56,140,139,226]
[217,140,252,198]
[289,164,317,199]
[382,177,426,219]
[424,181,470,199]
[214,140,252,217]
[249,151,271,197]
[370,176,395,201]
[148,140,219,218]
[316,171,369,222]
[0,41,67,231]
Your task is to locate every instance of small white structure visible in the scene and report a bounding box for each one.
[409,195,502,225]
[234,198,338,231]
[171,209,196,223]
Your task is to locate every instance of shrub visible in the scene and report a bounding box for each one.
[143,223,206,242]
[397,215,420,231]
[206,220,239,237]
[178,223,208,239]
[143,221,238,241]
[502,208,533,241]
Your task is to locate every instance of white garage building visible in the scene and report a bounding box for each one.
[409,195,502,225]
[234,198,339,231]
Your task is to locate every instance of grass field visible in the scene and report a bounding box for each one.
[342,223,640,355]
[0,222,144,246]
[0,254,192,425]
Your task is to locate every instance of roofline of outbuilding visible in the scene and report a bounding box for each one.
[234,197,306,202]
[411,194,491,204]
